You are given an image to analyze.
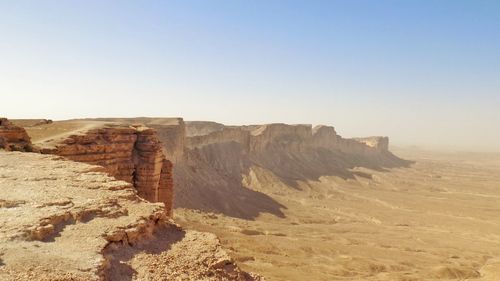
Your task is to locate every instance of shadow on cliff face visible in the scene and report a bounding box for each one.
[173,141,412,220]
[174,142,287,220]
[103,224,185,281]
[250,144,413,189]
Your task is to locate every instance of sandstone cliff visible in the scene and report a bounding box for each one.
[353,136,389,151]
[175,122,410,219]
[77,118,186,163]
[186,122,394,157]
[0,151,262,281]
[15,117,410,221]
[0,118,33,152]
[28,121,174,216]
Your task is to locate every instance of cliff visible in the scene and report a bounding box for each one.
[175,122,410,219]
[14,117,410,221]
[0,151,262,281]
[0,118,33,152]
[29,121,174,216]
[186,123,393,157]
[353,136,389,151]
[185,121,225,137]
[77,118,186,163]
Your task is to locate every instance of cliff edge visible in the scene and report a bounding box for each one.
[0,118,33,152]
[175,122,411,219]
[6,119,174,216]
[0,151,263,281]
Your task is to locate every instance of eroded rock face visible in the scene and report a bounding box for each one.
[174,122,410,219]
[0,118,33,152]
[185,122,393,157]
[354,136,389,151]
[0,151,261,281]
[38,124,174,215]
[78,118,186,163]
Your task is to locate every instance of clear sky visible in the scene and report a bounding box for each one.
[1,1,499,151]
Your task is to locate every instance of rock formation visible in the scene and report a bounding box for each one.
[78,118,186,163]
[186,122,394,157]
[354,136,389,151]
[3,117,411,280]
[33,123,174,216]
[185,121,225,137]
[13,117,409,220]
[174,121,410,219]
[0,151,262,281]
[0,118,33,152]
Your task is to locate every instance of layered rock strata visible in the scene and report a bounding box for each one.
[353,136,389,151]
[175,121,410,218]
[37,124,174,215]
[0,151,261,281]
[186,122,394,157]
[0,118,33,152]
[13,117,408,220]
[78,118,186,163]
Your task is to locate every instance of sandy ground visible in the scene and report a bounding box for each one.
[176,148,500,281]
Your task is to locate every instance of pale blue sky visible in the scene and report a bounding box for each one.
[1,1,499,151]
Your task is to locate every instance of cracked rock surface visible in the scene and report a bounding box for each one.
[0,151,262,281]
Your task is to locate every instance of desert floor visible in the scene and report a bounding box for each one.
[176,148,500,281]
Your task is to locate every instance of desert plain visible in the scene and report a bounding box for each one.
[177,147,500,281]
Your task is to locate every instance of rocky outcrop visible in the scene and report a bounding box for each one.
[185,122,393,157]
[185,121,225,137]
[187,126,251,149]
[37,124,174,215]
[0,118,33,152]
[172,122,410,219]
[14,117,408,221]
[354,136,389,151]
[77,118,186,163]
[147,119,185,163]
[0,151,262,281]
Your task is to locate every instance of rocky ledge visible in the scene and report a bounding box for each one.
[0,151,262,281]
[0,118,33,152]
[36,123,174,216]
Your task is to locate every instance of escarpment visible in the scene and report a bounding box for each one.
[186,122,395,157]
[175,121,410,219]
[0,151,262,281]
[13,117,409,220]
[77,118,186,163]
[29,122,174,215]
[353,136,389,151]
[0,118,33,152]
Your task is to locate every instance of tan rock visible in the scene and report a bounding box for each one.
[0,151,262,281]
[35,123,174,215]
[0,118,33,152]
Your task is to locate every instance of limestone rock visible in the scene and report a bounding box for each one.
[0,118,33,152]
[354,136,390,151]
[174,122,409,218]
[0,151,261,281]
[77,118,186,163]
[36,123,174,215]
